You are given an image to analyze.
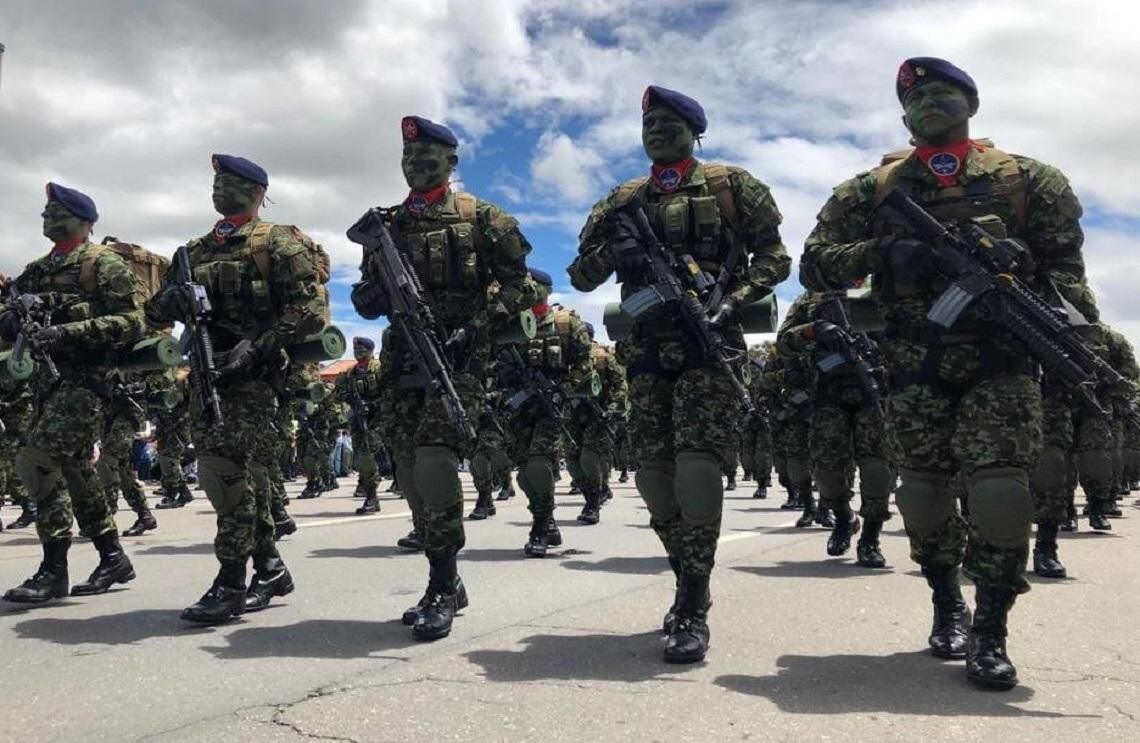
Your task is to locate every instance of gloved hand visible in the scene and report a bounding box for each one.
[154,284,197,322]
[30,325,63,349]
[707,297,738,329]
[350,281,390,320]
[811,320,846,352]
[0,311,21,343]
[218,339,256,377]
[879,237,934,277]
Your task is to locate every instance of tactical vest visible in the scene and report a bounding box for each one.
[393,193,482,291]
[31,244,103,323]
[348,361,382,396]
[612,163,740,271]
[524,308,578,373]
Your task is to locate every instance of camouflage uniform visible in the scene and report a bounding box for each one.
[333,357,385,499]
[740,358,773,497]
[97,374,152,523]
[767,333,816,512]
[298,393,338,496]
[469,376,514,514]
[153,373,193,508]
[565,342,629,522]
[0,378,35,524]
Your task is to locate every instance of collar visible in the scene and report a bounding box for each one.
[649,158,698,193]
[912,139,984,187]
[49,235,87,259]
[354,357,371,369]
[212,214,255,244]
[404,184,450,215]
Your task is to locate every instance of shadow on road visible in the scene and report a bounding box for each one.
[308,545,407,560]
[11,609,208,645]
[0,536,43,547]
[137,543,215,556]
[202,618,417,660]
[732,561,894,580]
[715,652,1092,718]
[461,547,586,562]
[465,631,693,683]
[560,556,670,575]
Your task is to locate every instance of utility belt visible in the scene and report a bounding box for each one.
[888,342,1037,396]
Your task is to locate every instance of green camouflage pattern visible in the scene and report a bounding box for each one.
[299,394,338,488]
[334,358,386,494]
[0,379,34,505]
[97,380,149,514]
[154,376,190,494]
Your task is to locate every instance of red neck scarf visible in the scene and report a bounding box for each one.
[914,139,983,187]
[405,184,450,215]
[355,358,370,370]
[212,214,254,243]
[50,235,86,258]
[532,302,550,319]
[650,158,696,192]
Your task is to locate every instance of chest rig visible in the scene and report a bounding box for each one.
[524,308,577,374]
[187,222,279,326]
[391,192,482,292]
[25,246,95,323]
[349,361,382,396]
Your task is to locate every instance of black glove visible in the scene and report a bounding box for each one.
[350,281,390,320]
[707,298,738,329]
[155,285,196,322]
[31,325,63,349]
[812,320,846,352]
[0,311,21,343]
[218,339,256,377]
[879,237,934,279]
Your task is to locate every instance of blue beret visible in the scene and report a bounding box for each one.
[45,182,98,223]
[211,153,269,187]
[584,322,595,339]
[897,57,977,102]
[642,85,707,135]
[401,116,458,148]
[352,336,376,351]
[529,268,554,287]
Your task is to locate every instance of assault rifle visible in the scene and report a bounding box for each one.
[172,245,224,429]
[884,189,1118,417]
[499,345,577,449]
[344,381,372,456]
[614,203,754,413]
[346,209,476,443]
[5,287,60,382]
[813,295,886,414]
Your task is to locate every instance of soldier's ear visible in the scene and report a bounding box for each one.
[447,153,459,168]
[966,95,980,116]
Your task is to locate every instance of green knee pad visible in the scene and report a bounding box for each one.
[198,455,248,517]
[814,467,849,508]
[1032,445,1068,495]
[1077,448,1114,491]
[635,460,679,523]
[15,446,60,504]
[394,450,423,518]
[523,454,555,505]
[858,457,893,500]
[565,455,585,487]
[786,456,812,489]
[967,467,1034,549]
[470,452,492,482]
[413,446,461,512]
[579,448,606,490]
[674,450,723,526]
[894,469,954,536]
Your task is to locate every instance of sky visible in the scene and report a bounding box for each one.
[1,0,1138,352]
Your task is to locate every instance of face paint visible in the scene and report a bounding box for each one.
[212,172,259,216]
[41,200,85,242]
[353,344,371,360]
[642,107,695,164]
[903,81,973,143]
[402,142,454,191]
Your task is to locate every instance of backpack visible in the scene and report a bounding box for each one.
[84,237,171,302]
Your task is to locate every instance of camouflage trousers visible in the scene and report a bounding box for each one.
[506,402,564,519]
[565,403,616,499]
[811,389,893,520]
[772,409,812,492]
[268,404,293,511]
[1031,389,1076,523]
[350,424,382,494]
[471,422,512,495]
[889,370,1041,592]
[300,429,334,487]
[98,406,149,515]
[192,379,279,566]
[0,429,27,505]
[16,382,115,542]
[155,410,189,494]
[628,367,739,576]
[740,416,772,483]
[1074,407,1116,502]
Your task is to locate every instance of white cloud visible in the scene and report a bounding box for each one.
[529,131,608,204]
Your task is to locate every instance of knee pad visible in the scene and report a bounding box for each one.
[413,445,461,511]
[894,468,954,536]
[635,460,678,522]
[786,456,812,489]
[967,467,1033,549]
[858,457,894,499]
[674,450,723,526]
[814,467,850,506]
[198,455,248,516]
[523,455,555,498]
[578,448,605,488]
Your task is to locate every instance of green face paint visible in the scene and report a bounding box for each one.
[41,200,85,242]
[642,107,695,164]
[401,142,454,191]
[353,343,371,360]
[212,172,259,216]
[903,81,973,143]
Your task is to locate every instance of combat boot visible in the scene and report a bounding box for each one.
[663,574,711,664]
[855,518,886,568]
[7,501,37,529]
[1059,502,1078,532]
[468,489,496,520]
[814,506,837,529]
[181,561,247,624]
[244,554,295,612]
[412,550,467,641]
[3,538,70,604]
[742,469,753,482]
[298,480,322,499]
[795,491,816,528]
[272,501,297,540]
[966,585,1019,690]
[618,469,629,483]
[577,489,601,525]
[387,479,402,494]
[1088,498,1112,531]
[923,565,970,659]
[662,556,681,633]
[567,481,582,496]
[1106,497,1123,517]
[524,516,562,557]
[71,533,136,596]
[1032,521,1067,578]
[322,477,340,492]
[122,507,158,537]
[352,482,367,498]
[826,503,860,556]
[752,483,768,499]
[602,483,613,502]
[156,483,193,509]
[780,487,801,511]
[356,492,381,515]
[397,529,424,552]
[724,474,736,491]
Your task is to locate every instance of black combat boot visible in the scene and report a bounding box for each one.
[725,474,736,491]
[1059,502,1078,532]
[468,489,496,520]
[71,533,136,596]
[496,482,516,501]
[412,550,468,641]
[662,556,682,634]
[122,507,158,537]
[781,486,801,511]
[6,501,36,529]
[272,501,297,540]
[855,518,886,568]
[356,492,381,515]
[352,482,367,498]
[181,561,247,624]
[567,481,582,496]
[3,538,70,604]
[397,529,424,552]
[742,469,753,482]
[577,489,601,525]
[403,565,469,627]
[322,476,339,492]
[795,491,817,528]
[752,483,768,499]
[618,469,629,483]
[826,503,860,556]
[298,480,322,499]
[524,516,562,557]
[966,585,1019,690]
[602,483,613,502]
[1032,520,1067,578]
[815,506,837,529]
[1106,497,1123,517]
[244,554,295,612]
[923,565,970,659]
[663,574,711,664]
[1088,498,1112,531]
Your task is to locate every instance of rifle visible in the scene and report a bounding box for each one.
[614,203,754,413]
[884,189,1116,416]
[344,380,372,456]
[499,344,577,449]
[573,396,619,445]
[813,295,886,413]
[172,245,224,428]
[346,209,476,443]
[5,287,60,382]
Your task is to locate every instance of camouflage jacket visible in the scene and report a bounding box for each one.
[497,307,595,400]
[334,358,384,423]
[589,343,629,417]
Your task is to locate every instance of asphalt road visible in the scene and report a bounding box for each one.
[0,474,1137,742]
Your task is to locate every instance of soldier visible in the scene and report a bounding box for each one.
[297,390,338,498]
[148,154,329,623]
[98,376,158,536]
[153,371,194,509]
[569,85,790,663]
[0,377,37,529]
[351,116,541,639]
[469,369,512,520]
[742,353,774,500]
[566,337,629,525]
[333,336,385,515]
[799,58,1089,689]
[2,183,145,604]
